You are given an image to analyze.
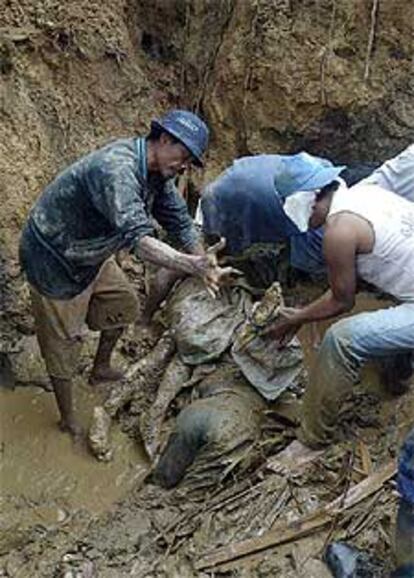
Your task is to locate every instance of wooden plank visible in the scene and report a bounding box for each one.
[359,441,373,476]
[196,460,396,571]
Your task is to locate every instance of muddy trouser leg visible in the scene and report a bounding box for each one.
[30,287,88,433]
[300,304,414,448]
[154,405,212,488]
[86,259,139,379]
[30,259,138,430]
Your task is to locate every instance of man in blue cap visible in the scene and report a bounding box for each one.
[199,152,346,282]
[19,109,229,440]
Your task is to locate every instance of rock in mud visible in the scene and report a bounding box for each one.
[88,406,113,462]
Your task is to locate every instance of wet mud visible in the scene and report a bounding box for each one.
[0,376,148,557]
[0,285,412,577]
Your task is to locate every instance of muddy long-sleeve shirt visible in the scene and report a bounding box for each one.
[19,138,198,299]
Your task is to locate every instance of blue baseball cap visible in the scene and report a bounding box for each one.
[276,152,346,196]
[151,109,209,167]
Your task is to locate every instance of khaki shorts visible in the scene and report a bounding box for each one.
[31,258,139,379]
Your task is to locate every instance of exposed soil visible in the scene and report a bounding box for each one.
[1,1,413,576]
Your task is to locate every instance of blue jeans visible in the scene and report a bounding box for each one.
[300,303,414,447]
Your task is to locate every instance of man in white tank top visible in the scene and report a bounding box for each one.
[268,178,414,467]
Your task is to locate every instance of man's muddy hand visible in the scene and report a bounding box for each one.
[203,238,242,297]
[263,306,303,347]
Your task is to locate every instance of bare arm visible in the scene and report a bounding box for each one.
[292,218,358,323]
[268,216,359,345]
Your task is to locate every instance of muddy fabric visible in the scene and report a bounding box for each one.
[232,333,303,401]
[394,501,414,575]
[30,258,138,379]
[20,137,198,299]
[232,282,304,400]
[300,304,414,447]
[155,364,266,487]
[163,277,252,365]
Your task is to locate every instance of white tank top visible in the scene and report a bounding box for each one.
[328,183,414,302]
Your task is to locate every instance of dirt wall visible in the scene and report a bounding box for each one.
[1,0,413,254]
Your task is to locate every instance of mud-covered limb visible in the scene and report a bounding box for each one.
[140,354,192,458]
[137,236,239,300]
[88,406,113,462]
[136,236,209,277]
[104,332,175,417]
[142,267,183,324]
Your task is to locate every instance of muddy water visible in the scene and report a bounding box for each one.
[0,379,148,518]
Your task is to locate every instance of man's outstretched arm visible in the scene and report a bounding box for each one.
[269,216,359,345]
[292,216,358,323]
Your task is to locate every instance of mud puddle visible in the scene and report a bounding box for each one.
[0,377,148,524]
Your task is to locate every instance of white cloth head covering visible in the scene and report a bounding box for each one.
[284,178,348,232]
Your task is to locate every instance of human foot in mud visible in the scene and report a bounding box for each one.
[58,419,84,445]
[267,439,324,474]
[88,365,124,386]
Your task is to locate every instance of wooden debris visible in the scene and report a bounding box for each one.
[359,440,373,476]
[196,460,396,571]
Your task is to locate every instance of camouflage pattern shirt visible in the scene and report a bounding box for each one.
[19,137,198,299]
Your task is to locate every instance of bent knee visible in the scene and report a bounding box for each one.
[321,319,353,354]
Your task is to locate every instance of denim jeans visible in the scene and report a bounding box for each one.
[300,303,414,447]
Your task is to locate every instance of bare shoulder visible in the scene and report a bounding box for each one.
[325,212,373,254]
[325,213,359,240]
[325,211,371,238]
